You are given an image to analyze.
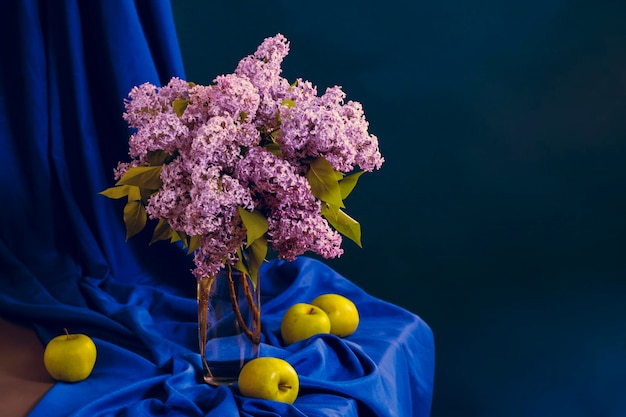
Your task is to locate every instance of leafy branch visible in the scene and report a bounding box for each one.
[305,157,364,247]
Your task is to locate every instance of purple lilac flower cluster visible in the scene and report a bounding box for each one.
[113,34,383,280]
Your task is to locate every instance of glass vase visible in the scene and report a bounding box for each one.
[197,266,261,386]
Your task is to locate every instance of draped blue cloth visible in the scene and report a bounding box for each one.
[0,1,434,416]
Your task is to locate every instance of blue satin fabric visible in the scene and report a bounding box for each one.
[24,258,434,417]
[0,1,434,416]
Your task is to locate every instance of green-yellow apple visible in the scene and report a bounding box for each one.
[237,357,300,404]
[310,294,359,337]
[43,328,97,382]
[280,303,331,345]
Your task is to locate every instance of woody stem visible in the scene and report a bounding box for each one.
[197,277,214,380]
[226,265,261,344]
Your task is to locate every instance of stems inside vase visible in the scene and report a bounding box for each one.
[226,265,261,344]
[197,267,261,386]
[197,276,214,383]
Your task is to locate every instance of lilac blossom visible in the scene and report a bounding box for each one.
[235,34,291,130]
[236,147,343,260]
[111,34,382,280]
[192,220,247,279]
[123,78,190,130]
[184,115,253,172]
[278,84,384,173]
[205,74,261,120]
[127,112,189,158]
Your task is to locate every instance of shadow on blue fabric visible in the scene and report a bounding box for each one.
[0,1,434,416]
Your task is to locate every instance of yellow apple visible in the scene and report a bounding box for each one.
[310,294,359,337]
[237,357,300,404]
[280,303,331,345]
[43,328,97,382]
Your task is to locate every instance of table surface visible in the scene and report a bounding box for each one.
[0,318,53,417]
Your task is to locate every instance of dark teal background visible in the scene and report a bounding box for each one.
[171,2,626,416]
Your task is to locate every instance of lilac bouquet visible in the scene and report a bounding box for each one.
[101,34,384,285]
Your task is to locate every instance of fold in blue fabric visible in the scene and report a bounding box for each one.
[0,1,434,416]
[24,258,434,417]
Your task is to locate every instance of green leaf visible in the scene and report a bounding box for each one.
[306,157,345,208]
[270,129,280,141]
[246,237,268,289]
[147,150,169,166]
[178,231,190,249]
[139,187,157,203]
[99,185,131,199]
[233,247,250,277]
[324,208,362,248]
[320,201,340,219]
[172,99,189,117]
[264,142,282,156]
[237,207,269,248]
[116,166,163,190]
[150,218,172,245]
[170,229,184,244]
[123,200,147,241]
[339,171,364,199]
[127,185,142,202]
[187,234,202,254]
[171,229,191,249]
[280,99,295,108]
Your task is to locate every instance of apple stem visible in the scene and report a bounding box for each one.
[63,328,70,339]
[278,383,292,391]
[309,307,315,314]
